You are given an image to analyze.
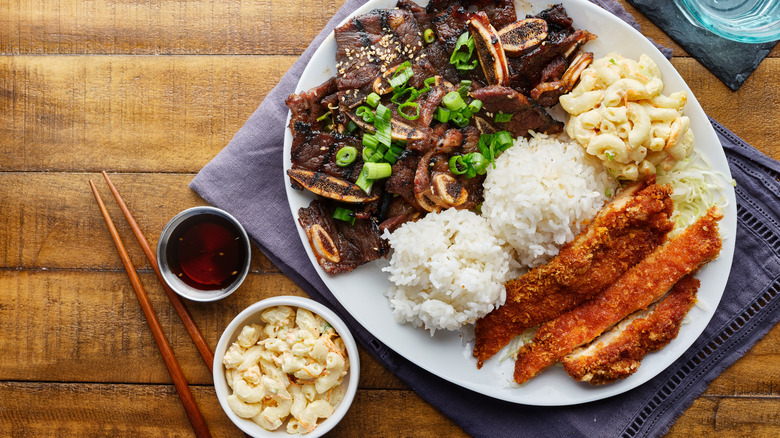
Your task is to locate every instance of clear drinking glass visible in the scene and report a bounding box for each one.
[674,0,780,43]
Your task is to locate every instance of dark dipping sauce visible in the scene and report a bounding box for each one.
[166,215,248,291]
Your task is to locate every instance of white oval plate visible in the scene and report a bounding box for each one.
[283,0,737,406]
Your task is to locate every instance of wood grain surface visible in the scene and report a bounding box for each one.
[1,0,778,436]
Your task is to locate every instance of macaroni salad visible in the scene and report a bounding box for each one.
[561,52,694,180]
[222,306,349,434]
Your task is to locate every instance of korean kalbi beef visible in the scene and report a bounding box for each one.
[397,0,459,82]
[334,8,426,92]
[469,11,510,86]
[285,1,595,274]
[470,85,563,136]
[289,124,364,182]
[530,51,594,107]
[474,0,518,31]
[298,199,389,275]
[412,126,485,212]
[378,196,422,233]
[390,76,451,129]
[426,0,516,44]
[506,4,596,101]
[286,77,339,134]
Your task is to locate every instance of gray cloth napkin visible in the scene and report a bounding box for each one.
[191,1,780,436]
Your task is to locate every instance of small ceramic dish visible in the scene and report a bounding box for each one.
[213,296,360,437]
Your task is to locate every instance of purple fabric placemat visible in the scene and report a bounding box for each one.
[191,1,780,436]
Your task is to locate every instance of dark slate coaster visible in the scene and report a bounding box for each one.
[628,0,778,90]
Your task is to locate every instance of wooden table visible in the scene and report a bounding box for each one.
[1,1,778,436]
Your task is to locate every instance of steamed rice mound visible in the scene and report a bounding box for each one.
[382,208,515,334]
[482,133,617,268]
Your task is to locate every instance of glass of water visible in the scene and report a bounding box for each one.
[674,0,780,43]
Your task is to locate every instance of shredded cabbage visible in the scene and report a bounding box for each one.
[500,326,537,363]
[655,149,734,238]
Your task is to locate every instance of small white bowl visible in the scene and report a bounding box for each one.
[214,296,360,437]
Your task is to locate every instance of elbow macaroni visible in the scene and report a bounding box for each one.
[222,306,349,434]
[562,52,695,180]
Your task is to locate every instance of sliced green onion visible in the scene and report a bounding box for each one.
[477,131,515,169]
[391,87,416,105]
[335,146,358,167]
[494,112,513,123]
[434,107,451,123]
[362,145,375,162]
[449,155,468,175]
[454,52,470,64]
[356,106,374,123]
[468,99,483,113]
[465,152,488,175]
[495,131,513,150]
[389,61,413,89]
[363,162,392,179]
[369,151,384,162]
[398,102,421,120]
[346,120,358,133]
[423,28,435,44]
[355,168,373,194]
[451,113,469,128]
[316,111,331,122]
[374,104,392,148]
[457,80,472,98]
[605,151,616,161]
[443,91,466,111]
[333,207,356,225]
[449,152,489,179]
[362,133,379,149]
[449,32,478,71]
[383,150,398,164]
[376,142,388,154]
[478,135,492,161]
[389,145,404,156]
[366,92,381,108]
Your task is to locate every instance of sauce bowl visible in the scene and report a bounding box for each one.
[157,206,251,302]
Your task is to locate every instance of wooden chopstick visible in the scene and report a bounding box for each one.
[89,180,212,438]
[101,170,215,373]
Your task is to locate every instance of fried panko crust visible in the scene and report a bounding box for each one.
[473,176,674,367]
[561,274,699,384]
[513,207,723,384]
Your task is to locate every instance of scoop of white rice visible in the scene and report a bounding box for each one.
[482,133,617,267]
[381,208,516,335]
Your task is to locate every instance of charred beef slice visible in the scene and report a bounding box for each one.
[298,199,388,275]
[289,124,365,183]
[285,77,338,134]
[334,8,426,91]
[470,85,563,136]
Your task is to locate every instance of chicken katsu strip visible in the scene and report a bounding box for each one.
[473,177,674,367]
[513,207,722,384]
[561,274,699,384]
